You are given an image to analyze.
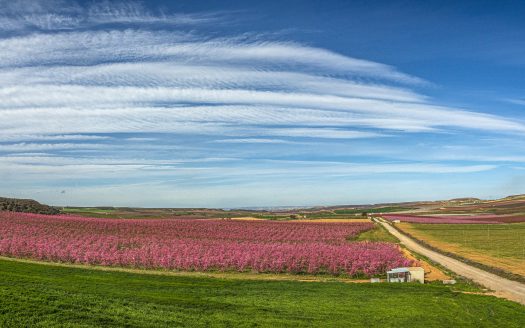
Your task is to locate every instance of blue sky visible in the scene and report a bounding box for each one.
[0,0,524,207]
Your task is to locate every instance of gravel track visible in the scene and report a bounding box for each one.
[378,219,525,305]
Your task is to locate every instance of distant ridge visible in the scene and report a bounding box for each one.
[2,193,523,215]
[448,197,481,202]
[0,197,60,215]
[503,194,525,200]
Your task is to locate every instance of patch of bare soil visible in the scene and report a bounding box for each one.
[401,248,450,281]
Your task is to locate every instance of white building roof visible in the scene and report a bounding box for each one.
[387,267,410,274]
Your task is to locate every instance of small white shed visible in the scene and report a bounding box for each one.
[408,267,425,283]
[387,267,424,284]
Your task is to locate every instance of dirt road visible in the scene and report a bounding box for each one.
[378,219,525,305]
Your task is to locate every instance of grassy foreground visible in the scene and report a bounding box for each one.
[1,259,524,327]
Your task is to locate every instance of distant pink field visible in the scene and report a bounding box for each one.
[382,214,523,224]
[0,212,411,276]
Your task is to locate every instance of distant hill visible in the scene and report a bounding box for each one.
[448,197,482,202]
[0,197,60,215]
[503,194,525,201]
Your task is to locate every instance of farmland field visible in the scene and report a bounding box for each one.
[382,214,525,224]
[352,223,400,243]
[1,258,524,327]
[0,212,411,276]
[396,222,525,277]
[333,206,414,215]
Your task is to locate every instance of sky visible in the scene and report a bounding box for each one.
[0,0,524,208]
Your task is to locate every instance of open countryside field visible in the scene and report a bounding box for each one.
[352,223,400,243]
[0,211,411,276]
[396,222,525,277]
[62,207,231,220]
[333,207,415,215]
[59,194,525,221]
[417,195,525,216]
[1,200,525,326]
[1,258,524,328]
[382,214,525,224]
[58,194,525,223]
[2,196,525,326]
[3,0,525,325]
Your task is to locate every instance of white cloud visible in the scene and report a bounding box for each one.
[86,1,219,25]
[0,0,219,32]
[0,29,422,84]
[0,143,109,152]
[212,138,295,144]
[2,4,523,138]
[1,86,524,135]
[0,156,496,183]
[0,0,522,206]
[0,134,110,142]
[0,63,425,102]
[255,128,384,139]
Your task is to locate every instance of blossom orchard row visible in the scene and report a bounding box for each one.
[0,212,412,276]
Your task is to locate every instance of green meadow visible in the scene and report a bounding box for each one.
[1,259,523,327]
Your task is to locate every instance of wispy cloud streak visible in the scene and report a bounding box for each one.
[0,0,522,206]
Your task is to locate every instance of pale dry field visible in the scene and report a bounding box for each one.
[401,248,450,281]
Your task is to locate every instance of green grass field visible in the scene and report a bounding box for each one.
[403,223,525,260]
[397,223,525,278]
[1,259,524,327]
[353,223,400,243]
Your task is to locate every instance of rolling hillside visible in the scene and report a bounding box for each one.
[0,197,60,215]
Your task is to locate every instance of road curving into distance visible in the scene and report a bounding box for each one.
[377,219,525,305]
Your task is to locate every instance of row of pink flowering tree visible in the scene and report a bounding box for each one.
[0,212,412,276]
